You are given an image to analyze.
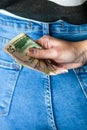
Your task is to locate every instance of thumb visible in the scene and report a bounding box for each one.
[28,48,56,59]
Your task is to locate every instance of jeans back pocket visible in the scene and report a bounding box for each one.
[0,59,21,116]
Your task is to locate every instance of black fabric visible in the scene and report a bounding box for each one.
[0,0,87,25]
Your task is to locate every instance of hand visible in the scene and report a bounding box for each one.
[28,35,87,74]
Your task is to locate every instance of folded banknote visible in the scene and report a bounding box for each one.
[4,32,56,75]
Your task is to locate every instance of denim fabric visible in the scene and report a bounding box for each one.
[0,13,87,130]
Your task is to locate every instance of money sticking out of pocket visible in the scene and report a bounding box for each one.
[4,32,56,75]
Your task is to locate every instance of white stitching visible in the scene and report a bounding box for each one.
[43,74,57,130]
[73,69,87,99]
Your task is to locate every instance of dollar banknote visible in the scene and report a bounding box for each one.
[4,32,56,75]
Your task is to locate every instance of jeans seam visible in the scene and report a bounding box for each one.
[0,36,10,40]
[7,67,22,115]
[73,69,87,99]
[0,24,42,31]
[50,31,87,33]
[43,74,57,130]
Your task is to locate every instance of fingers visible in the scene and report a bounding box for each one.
[28,48,58,59]
[36,35,60,49]
[36,35,52,49]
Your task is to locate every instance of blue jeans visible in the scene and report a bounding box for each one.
[0,13,87,130]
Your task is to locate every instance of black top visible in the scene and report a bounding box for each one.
[0,0,87,24]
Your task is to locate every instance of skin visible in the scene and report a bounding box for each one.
[27,35,87,74]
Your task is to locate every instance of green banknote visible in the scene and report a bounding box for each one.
[4,32,56,75]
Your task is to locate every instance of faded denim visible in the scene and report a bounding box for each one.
[0,12,87,130]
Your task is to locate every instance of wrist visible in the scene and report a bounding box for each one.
[74,40,87,64]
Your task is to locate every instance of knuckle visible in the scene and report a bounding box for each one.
[43,35,50,41]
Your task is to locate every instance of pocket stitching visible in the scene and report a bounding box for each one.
[0,67,21,116]
[73,69,87,99]
[0,59,21,70]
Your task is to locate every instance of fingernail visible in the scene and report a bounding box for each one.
[29,48,34,54]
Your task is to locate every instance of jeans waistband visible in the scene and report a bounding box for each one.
[0,12,87,33]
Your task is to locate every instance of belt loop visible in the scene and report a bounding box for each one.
[42,23,49,35]
[62,20,64,28]
[28,21,32,28]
